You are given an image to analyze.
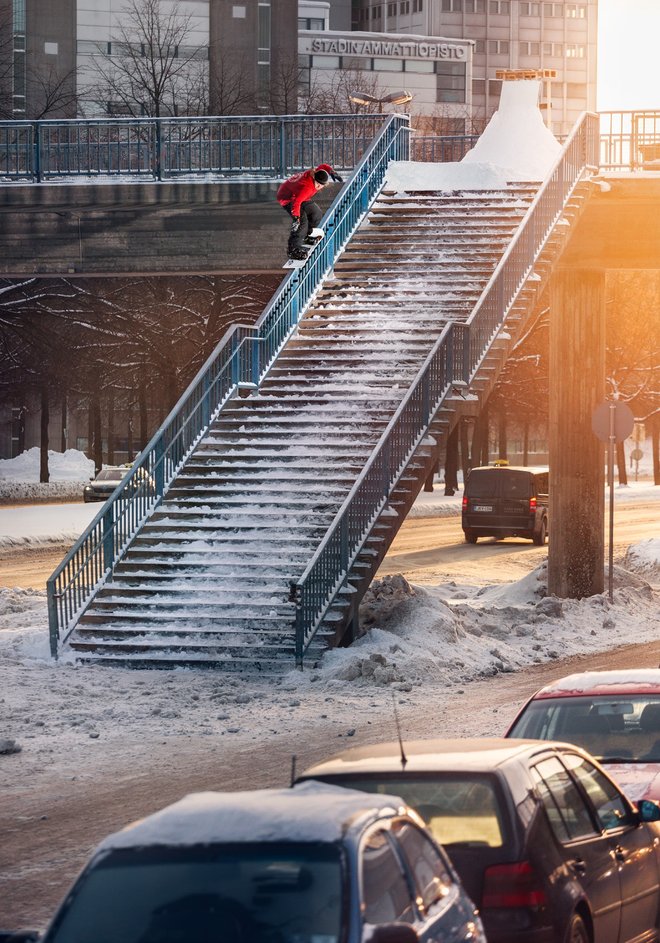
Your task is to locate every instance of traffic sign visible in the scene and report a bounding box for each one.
[591,401,634,443]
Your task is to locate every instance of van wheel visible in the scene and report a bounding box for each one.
[564,914,589,943]
[464,531,478,544]
[533,517,547,546]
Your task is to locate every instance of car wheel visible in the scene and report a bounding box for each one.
[533,517,547,546]
[464,531,478,544]
[564,913,589,943]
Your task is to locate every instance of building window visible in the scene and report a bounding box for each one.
[232,5,246,16]
[413,0,424,11]
[519,1,540,14]
[465,0,486,10]
[543,2,563,15]
[372,4,382,17]
[373,57,404,71]
[472,78,486,96]
[298,16,326,29]
[519,41,540,56]
[404,58,435,72]
[342,56,371,69]
[312,55,340,68]
[488,40,509,54]
[442,0,462,10]
[488,78,502,97]
[436,61,466,102]
[566,3,586,16]
[388,2,397,13]
[399,0,410,12]
[566,44,585,58]
[489,0,509,12]
[543,42,563,57]
[475,39,485,54]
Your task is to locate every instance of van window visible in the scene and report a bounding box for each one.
[465,469,499,498]
[500,471,532,499]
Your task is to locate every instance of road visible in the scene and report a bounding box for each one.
[0,496,658,929]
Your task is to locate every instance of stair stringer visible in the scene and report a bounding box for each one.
[310,181,597,654]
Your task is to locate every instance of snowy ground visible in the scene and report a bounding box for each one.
[0,470,658,775]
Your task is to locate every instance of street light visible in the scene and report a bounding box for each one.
[348,89,413,113]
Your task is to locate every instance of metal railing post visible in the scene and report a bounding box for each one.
[155,436,165,497]
[278,117,286,177]
[46,577,59,658]
[155,120,163,181]
[34,121,41,182]
[102,506,114,574]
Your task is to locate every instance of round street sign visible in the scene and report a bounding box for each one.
[631,448,644,461]
[591,401,635,443]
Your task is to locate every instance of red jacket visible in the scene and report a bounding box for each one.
[277,163,336,217]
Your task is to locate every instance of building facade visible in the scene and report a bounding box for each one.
[1,0,298,118]
[351,0,597,135]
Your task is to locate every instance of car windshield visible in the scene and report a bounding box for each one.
[95,469,125,482]
[315,775,507,849]
[509,694,660,762]
[44,842,343,943]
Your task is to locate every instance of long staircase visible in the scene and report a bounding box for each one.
[47,113,600,670]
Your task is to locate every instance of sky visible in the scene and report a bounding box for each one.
[597,0,660,110]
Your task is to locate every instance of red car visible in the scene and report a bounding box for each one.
[506,670,660,801]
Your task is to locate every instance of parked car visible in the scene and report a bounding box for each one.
[506,669,660,802]
[82,466,127,503]
[298,737,660,943]
[22,781,485,943]
[462,463,549,544]
[82,465,153,503]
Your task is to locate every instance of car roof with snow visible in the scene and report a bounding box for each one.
[96,781,410,851]
[528,669,660,699]
[300,737,559,778]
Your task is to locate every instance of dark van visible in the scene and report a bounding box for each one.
[462,463,548,544]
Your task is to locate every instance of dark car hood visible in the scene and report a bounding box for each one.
[601,762,660,802]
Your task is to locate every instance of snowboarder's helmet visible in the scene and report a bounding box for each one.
[314,169,330,184]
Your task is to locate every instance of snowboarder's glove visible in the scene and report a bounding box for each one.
[330,172,343,183]
[290,216,301,232]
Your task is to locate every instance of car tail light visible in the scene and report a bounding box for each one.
[482,860,546,909]
[529,496,537,513]
[462,496,468,511]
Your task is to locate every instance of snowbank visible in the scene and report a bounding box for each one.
[0,448,94,504]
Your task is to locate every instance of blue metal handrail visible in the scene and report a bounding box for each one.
[0,114,391,182]
[291,111,600,665]
[46,114,410,657]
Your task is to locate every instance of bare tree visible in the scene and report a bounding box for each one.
[300,68,385,115]
[208,49,255,116]
[83,0,209,117]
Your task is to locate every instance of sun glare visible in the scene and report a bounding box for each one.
[598,0,660,111]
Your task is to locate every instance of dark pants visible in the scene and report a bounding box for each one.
[284,200,323,254]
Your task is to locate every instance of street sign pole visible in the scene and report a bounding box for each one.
[607,403,616,603]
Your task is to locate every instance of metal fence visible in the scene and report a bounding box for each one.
[411,133,479,163]
[0,114,390,182]
[598,110,660,171]
[46,114,411,656]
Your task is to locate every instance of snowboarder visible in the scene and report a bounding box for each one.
[277,163,343,260]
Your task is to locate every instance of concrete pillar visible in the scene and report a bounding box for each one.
[548,267,605,598]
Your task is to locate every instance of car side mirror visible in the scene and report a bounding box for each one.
[637,799,660,822]
[366,924,419,943]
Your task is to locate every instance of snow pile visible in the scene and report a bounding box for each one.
[385,80,561,193]
[625,539,660,581]
[0,505,98,549]
[0,448,93,482]
[0,448,95,504]
[462,79,562,181]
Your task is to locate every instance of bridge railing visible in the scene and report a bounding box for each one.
[598,110,660,171]
[46,113,410,656]
[0,114,391,182]
[291,111,600,665]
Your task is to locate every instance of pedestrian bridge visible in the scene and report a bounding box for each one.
[42,107,660,669]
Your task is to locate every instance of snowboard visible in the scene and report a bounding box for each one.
[283,228,325,269]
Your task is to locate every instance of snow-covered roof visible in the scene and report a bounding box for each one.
[97,780,406,851]
[532,670,660,698]
[301,737,539,777]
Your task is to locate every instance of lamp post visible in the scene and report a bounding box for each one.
[348,90,413,114]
